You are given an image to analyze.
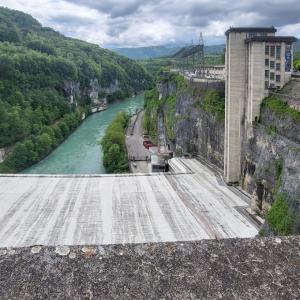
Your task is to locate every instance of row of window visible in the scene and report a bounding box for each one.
[265,70,281,82]
[265,59,281,70]
[265,45,281,59]
[247,32,268,38]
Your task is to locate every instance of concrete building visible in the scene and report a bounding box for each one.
[224,27,297,183]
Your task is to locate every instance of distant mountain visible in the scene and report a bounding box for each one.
[113,45,225,60]
[112,46,181,60]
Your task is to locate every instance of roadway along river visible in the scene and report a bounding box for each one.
[22,94,144,174]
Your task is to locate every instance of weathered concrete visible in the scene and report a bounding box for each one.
[0,158,257,247]
[0,236,299,299]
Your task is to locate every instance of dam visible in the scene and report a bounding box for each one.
[0,158,258,247]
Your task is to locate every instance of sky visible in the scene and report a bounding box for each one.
[1,0,300,48]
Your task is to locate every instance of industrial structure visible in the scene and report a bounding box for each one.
[224,27,297,183]
[171,33,225,80]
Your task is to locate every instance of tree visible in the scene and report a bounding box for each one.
[36,132,52,156]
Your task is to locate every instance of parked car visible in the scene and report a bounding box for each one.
[143,141,154,149]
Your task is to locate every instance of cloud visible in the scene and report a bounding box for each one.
[1,0,299,47]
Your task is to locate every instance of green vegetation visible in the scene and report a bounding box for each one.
[138,58,174,77]
[0,7,152,172]
[266,193,294,235]
[143,73,186,141]
[266,125,278,135]
[194,89,225,121]
[0,110,82,172]
[262,95,300,120]
[294,51,300,71]
[264,158,298,235]
[143,89,159,141]
[144,73,225,144]
[101,112,130,173]
[164,95,176,140]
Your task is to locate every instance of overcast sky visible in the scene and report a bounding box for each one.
[1,0,300,48]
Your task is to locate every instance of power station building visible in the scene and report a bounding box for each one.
[224,27,297,183]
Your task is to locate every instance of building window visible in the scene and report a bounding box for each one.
[265,70,269,78]
[276,63,281,71]
[248,32,258,38]
[270,46,275,57]
[265,81,269,89]
[270,72,275,80]
[265,45,269,55]
[265,59,269,66]
[276,74,281,82]
[270,61,275,69]
[276,46,281,59]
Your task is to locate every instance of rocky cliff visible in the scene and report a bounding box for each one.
[145,73,300,235]
[242,95,300,234]
[145,73,225,169]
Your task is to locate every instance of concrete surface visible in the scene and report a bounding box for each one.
[0,236,299,299]
[0,158,258,247]
[126,111,151,161]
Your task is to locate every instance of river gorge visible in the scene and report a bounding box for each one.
[22,94,144,174]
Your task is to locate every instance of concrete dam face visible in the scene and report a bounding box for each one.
[0,158,258,247]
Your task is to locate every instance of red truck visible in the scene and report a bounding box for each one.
[143,141,155,149]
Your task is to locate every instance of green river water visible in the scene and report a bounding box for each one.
[22,94,144,174]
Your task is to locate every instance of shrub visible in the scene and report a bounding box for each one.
[262,96,300,120]
[266,194,294,235]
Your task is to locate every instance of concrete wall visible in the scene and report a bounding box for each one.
[225,32,247,183]
[247,42,265,123]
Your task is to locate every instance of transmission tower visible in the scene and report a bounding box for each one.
[198,32,205,76]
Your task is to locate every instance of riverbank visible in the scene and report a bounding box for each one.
[21,94,145,174]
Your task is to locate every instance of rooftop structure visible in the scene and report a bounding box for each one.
[225,27,277,35]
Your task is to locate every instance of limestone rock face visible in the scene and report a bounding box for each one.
[260,105,300,144]
[174,92,224,169]
[63,78,121,106]
[242,125,300,217]
[0,148,7,163]
[156,77,224,169]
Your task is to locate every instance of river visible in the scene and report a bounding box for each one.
[22,94,144,174]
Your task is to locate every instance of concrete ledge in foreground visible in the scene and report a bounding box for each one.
[0,236,299,299]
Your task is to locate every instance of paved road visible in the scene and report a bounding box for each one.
[126,111,151,172]
[0,158,258,247]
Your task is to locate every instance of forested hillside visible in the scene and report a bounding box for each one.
[0,7,152,172]
[113,44,225,60]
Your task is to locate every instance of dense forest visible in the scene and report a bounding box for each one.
[0,7,152,172]
[101,112,130,173]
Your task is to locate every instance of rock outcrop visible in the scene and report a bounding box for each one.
[155,75,225,169]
